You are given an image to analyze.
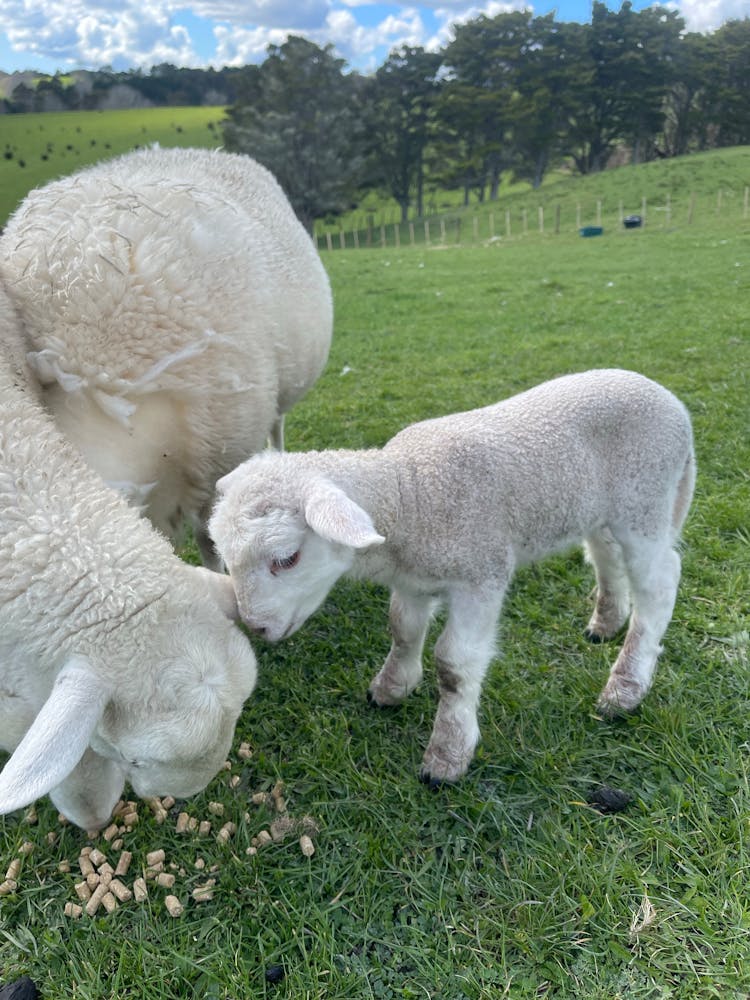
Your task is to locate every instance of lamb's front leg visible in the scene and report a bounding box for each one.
[420,584,505,786]
[368,590,437,706]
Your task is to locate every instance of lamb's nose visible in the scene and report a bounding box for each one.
[250,625,267,639]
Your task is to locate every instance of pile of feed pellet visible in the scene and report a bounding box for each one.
[0,742,318,919]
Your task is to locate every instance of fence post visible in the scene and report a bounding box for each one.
[538,206,544,234]
[440,219,446,244]
[409,222,415,246]
[641,196,647,226]
[339,230,346,249]
[353,229,359,249]
[380,225,386,248]
[596,200,602,226]
[666,193,671,227]
[326,232,333,252]
[522,208,528,235]
[619,200,623,224]
[394,224,400,248]
[424,220,431,246]
[489,212,495,238]
[505,210,511,238]
[456,217,462,245]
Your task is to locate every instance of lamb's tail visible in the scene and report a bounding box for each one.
[672,447,696,539]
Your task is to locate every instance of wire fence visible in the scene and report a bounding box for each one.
[314,187,750,251]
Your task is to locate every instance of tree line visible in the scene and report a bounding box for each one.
[223,3,750,230]
[3,2,749,231]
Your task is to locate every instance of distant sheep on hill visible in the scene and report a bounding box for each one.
[0,146,333,567]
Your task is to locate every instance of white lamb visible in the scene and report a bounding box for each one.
[0,280,257,830]
[0,146,332,568]
[208,369,695,786]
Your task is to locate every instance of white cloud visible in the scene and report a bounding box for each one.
[673,0,750,32]
[0,0,747,75]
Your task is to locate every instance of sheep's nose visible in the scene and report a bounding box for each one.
[250,625,267,638]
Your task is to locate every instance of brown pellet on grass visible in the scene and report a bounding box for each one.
[164,895,183,917]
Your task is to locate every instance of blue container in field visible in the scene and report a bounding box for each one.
[579,225,603,237]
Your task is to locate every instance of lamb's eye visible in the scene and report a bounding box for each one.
[270,551,300,575]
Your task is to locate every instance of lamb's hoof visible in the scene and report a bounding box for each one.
[597,680,645,717]
[419,769,447,792]
[584,628,604,644]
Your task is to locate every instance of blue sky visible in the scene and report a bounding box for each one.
[0,0,746,77]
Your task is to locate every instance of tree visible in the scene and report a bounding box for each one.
[365,45,442,221]
[223,36,367,232]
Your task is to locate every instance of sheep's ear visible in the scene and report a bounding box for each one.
[0,656,109,816]
[190,566,239,621]
[304,481,385,549]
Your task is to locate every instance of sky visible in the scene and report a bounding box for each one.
[0,0,748,78]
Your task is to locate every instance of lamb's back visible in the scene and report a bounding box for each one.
[384,370,692,571]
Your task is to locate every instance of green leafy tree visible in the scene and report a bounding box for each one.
[365,45,442,221]
[223,36,367,232]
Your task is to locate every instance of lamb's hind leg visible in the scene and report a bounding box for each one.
[368,590,437,706]
[583,528,631,642]
[597,534,681,714]
[420,584,505,786]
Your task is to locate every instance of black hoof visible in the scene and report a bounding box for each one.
[584,628,603,644]
[419,770,444,791]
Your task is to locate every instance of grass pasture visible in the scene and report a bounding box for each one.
[0,106,226,225]
[0,155,749,998]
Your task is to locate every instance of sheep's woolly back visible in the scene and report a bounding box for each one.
[0,147,331,411]
[0,147,333,552]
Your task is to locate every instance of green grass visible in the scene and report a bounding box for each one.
[0,106,227,225]
[1,159,749,998]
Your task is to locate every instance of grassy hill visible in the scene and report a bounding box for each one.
[319,145,750,246]
[0,106,226,225]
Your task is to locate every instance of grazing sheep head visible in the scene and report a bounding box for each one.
[0,597,257,830]
[209,456,384,642]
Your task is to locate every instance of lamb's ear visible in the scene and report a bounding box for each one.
[189,566,239,621]
[0,656,110,816]
[304,481,385,549]
[215,463,249,497]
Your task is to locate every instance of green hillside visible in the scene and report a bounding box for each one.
[0,106,226,225]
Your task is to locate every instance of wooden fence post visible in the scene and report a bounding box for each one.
[394,224,400,248]
[353,229,359,249]
[596,200,602,226]
[522,208,528,235]
[326,232,333,252]
[339,230,345,249]
[505,210,511,237]
[641,196,647,226]
[409,222,415,246]
[489,212,495,238]
[380,225,386,248]
[424,220,431,246]
[440,219,446,244]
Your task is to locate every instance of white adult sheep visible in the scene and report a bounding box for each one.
[0,280,257,830]
[208,369,695,786]
[0,146,333,568]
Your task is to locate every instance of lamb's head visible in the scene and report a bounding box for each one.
[0,573,257,830]
[209,453,384,642]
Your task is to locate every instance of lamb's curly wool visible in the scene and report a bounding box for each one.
[209,369,695,785]
[0,146,332,567]
[0,281,257,830]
